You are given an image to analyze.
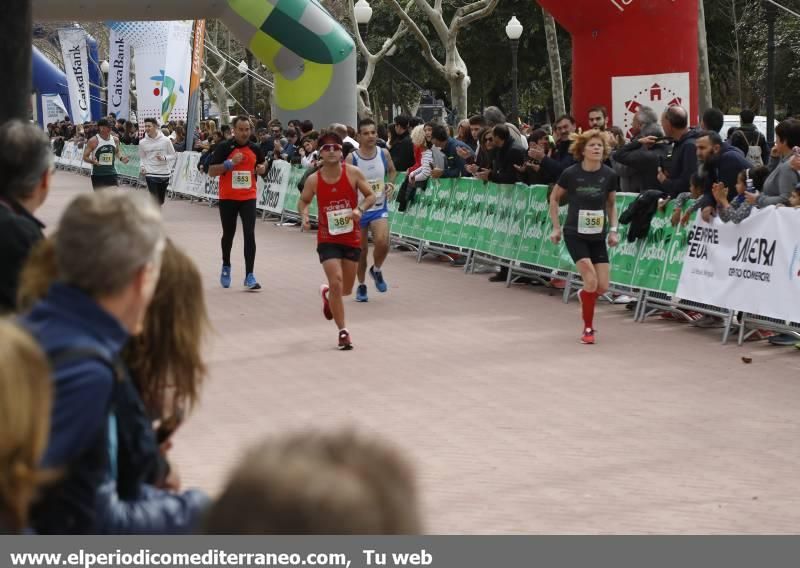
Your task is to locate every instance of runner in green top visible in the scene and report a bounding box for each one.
[83,118,129,190]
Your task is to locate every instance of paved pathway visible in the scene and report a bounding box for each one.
[40,172,800,534]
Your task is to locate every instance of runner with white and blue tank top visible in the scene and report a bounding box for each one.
[82,118,129,190]
[346,118,397,303]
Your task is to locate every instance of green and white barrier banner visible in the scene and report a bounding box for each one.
[117,145,143,180]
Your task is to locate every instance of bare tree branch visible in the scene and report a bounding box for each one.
[385,0,445,75]
[414,0,449,47]
[453,0,501,32]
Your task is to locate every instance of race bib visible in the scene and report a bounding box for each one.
[327,208,354,236]
[578,209,604,235]
[232,170,252,190]
[370,180,385,207]
[98,152,114,166]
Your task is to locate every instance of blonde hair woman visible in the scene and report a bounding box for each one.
[0,320,52,533]
[548,129,619,345]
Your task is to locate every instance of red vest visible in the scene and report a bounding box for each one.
[316,165,361,248]
[219,144,258,201]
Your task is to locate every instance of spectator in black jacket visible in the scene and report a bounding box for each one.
[643,105,700,198]
[540,114,577,180]
[0,120,53,314]
[389,115,415,172]
[515,129,557,185]
[613,108,669,193]
[696,131,751,204]
[430,125,473,179]
[475,124,524,184]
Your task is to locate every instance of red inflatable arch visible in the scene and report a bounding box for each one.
[536,0,698,137]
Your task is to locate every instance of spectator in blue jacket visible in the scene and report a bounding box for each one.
[20,191,206,534]
[430,125,474,179]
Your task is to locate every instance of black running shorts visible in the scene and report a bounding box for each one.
[91,175,119,190]
[317,242,361,263]
[564,234,609,264]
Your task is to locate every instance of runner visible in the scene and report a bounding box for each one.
[82,118,129,190]
[299,132,376,350]
[548,129,619,345]
[138,117,176,206]
[207,115,268,290]
[345,118,396,302]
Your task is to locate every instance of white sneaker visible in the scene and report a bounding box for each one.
[613,294,636,304]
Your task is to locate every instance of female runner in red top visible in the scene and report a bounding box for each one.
[299,132,375,350]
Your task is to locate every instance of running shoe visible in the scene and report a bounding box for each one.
[768,333,798,346]
[244,273,262,291]
[369,266,388,292]
[320,284,333,320]
[356,283,368,302]
[581,328,595,345]
[338,329,353,350]
[220,264,232,289]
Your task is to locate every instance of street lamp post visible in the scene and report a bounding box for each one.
[354,0,373,82]
[237,59,249,114]
[505,16,523,124]
[100,60,110,117]
[764,0,776,146]
[387,44,397,121]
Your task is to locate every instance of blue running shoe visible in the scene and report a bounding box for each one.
[244,273,262,291]
[220,265,232,288]
[355,283,368,302]
[369,266,388,293]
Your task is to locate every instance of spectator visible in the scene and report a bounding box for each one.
[407,124,433,187]
[0,320,53,533]
[466,127,495,177]
[700,107,725,135]
[172,126,187,152]
[389,115,415,172]
[283,128,300,163]
[653,105,700,198]
[376,123,389,149]
[713,166,770,224]
[456,119,473,149]
[695,130,751,204]
[467,115,485,151]
[221,124,232,140]
[483,106,527,151]
[730,109,769,166]
[750,118,800,208]
[613,106,665,193]
[18,191,206,534]
[299,133,319,169]
[430,125,473,179]
[300,120,314,136]
[204,430,422,534]
[539,114,577,180]
[18,236,210,531]
[328,123,359,149]
[587,106,608,131]
[670,173,707,227]
[515,129,555,185]
[476,123,524,184]
[607,126,626,151]
[0,120,53,314]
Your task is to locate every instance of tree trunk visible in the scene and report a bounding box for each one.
[697,0,713,114]
[356,85,373,119]
[445,42,469,122]
[2,0,32,124]
[542,7,566,120]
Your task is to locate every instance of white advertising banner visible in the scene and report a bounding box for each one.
[58,28,92,123]
[160,21,193,124]
[107,29,131,120]
[611,72,690,139]
[258,160,291,214]
[42,94,69,124]
[676,207,800,323]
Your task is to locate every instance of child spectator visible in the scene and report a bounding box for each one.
[713,166,770,224]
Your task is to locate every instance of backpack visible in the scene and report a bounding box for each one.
[734,129,764,166]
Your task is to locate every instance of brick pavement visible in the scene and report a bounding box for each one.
[39,172,800,534]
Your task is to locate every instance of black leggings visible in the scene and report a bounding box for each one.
[219,199,257,274]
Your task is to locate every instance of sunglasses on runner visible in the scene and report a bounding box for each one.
[320,143,342,152]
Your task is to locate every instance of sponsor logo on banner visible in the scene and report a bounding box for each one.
[42,94,69,124]
[108,30,131,119]
[258,160,291,214]
[58,28,92,123]
[611,72,690,139]
[676,207,800,322]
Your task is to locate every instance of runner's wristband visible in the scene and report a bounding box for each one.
[610,227,619,232]
[223,159,234,171]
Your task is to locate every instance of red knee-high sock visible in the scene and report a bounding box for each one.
[579,289,597,330]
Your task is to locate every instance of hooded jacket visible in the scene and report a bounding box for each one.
[660,129,701,198]
[489,136,526,184]
[699,142,751,205]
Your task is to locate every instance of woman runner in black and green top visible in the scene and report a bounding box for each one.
[548,129,619,345]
